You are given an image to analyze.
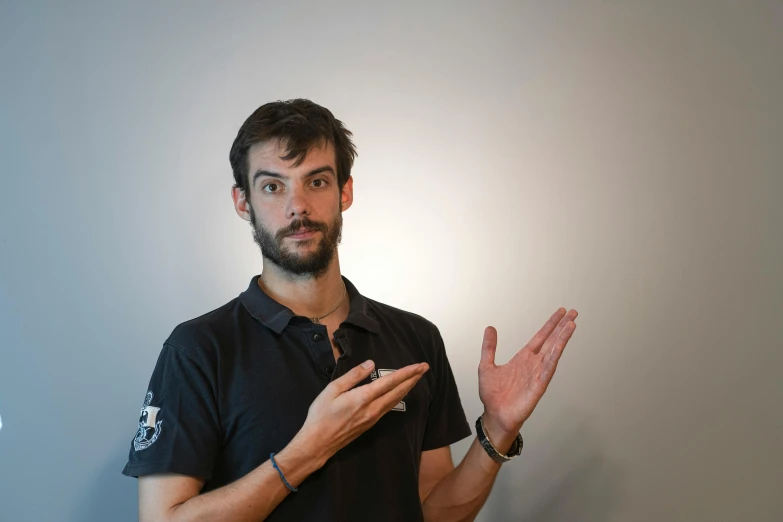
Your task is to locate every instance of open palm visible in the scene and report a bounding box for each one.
[479,307,578,436]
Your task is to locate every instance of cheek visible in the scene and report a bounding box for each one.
[251,198,283,222]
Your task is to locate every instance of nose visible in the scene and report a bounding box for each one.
[285,186,311,219]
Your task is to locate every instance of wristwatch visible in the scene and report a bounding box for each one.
[475,414,523,463]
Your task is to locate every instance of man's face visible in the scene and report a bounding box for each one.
[236,139,352,278]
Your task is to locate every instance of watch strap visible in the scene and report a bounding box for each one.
[475,414,523,463]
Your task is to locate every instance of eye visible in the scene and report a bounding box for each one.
[262,183,279,193]
[312,178,328,188]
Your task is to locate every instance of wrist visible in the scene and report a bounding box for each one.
[275,431,330,484]
[480,411,521,455]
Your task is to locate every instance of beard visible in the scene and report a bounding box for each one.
[249,205,343,278]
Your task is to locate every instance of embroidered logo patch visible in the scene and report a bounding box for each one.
[371,369,406,411]
[133,391,162,451]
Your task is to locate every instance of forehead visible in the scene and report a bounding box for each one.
[247,138,336,175]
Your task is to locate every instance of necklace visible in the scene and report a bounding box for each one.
[258,278,347,324]
[311,282,347,324]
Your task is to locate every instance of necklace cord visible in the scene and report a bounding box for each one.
[257,277,347,324]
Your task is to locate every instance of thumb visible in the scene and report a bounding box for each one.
[330,360,375,395]
[480,326,497,367]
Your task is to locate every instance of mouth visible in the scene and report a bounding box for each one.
[287,228,318,239]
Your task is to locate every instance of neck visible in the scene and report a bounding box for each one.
[258,256,348,320]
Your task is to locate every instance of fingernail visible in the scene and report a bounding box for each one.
[420,363,429,372]
[361,360,374,369]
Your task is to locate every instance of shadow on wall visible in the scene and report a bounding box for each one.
[68,437,138,522]
[484,413,624,522]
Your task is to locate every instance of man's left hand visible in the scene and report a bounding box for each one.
[478,307,578,451]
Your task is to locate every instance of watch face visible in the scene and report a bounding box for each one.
[509,435,523,456]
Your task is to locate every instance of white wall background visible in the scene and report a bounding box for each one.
[1,1,781,521]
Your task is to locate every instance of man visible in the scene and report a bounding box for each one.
[122,99,578,521]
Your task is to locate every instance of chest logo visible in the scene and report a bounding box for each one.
[133,391,163,451]
[371,369,407,412]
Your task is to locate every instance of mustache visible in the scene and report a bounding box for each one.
[276,218,328,240]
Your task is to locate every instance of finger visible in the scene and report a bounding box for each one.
[330,360,376,395]
[526,308,566,355]
[539,320,577,384]
[531,308,577,355]
[361,363,428,401]
[480,326,498,368]
[373,371,425,415]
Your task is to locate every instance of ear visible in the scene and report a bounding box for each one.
[231,185,252,222]
[340,176,354,212]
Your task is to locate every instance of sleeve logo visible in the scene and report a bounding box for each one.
[133,391,163,451]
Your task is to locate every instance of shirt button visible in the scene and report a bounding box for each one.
[313,333,323,342]
[323,366,334,374]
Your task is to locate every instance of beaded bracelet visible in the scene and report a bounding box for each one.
[270,453,298,493]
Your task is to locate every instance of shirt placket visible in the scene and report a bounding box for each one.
[305,325,335,381]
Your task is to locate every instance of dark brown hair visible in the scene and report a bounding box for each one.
[229,99,357,194]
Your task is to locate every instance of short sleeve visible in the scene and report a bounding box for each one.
[121,342,221,480]
[421,326,472,451]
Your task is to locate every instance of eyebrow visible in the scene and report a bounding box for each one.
[252,166,336,186]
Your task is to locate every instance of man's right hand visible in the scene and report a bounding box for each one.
[295,360,429,462]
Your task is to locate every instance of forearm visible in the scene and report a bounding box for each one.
[420,437,502,522]
[167,435,328,522]
[422,417,520,522]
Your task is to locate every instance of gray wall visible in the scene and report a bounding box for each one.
[1,1,781,521]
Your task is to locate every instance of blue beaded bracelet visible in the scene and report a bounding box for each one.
[270,452,298,493]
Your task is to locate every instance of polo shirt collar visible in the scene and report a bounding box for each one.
[239,274,380,335]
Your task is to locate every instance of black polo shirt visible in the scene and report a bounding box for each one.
[122,275,471,521]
